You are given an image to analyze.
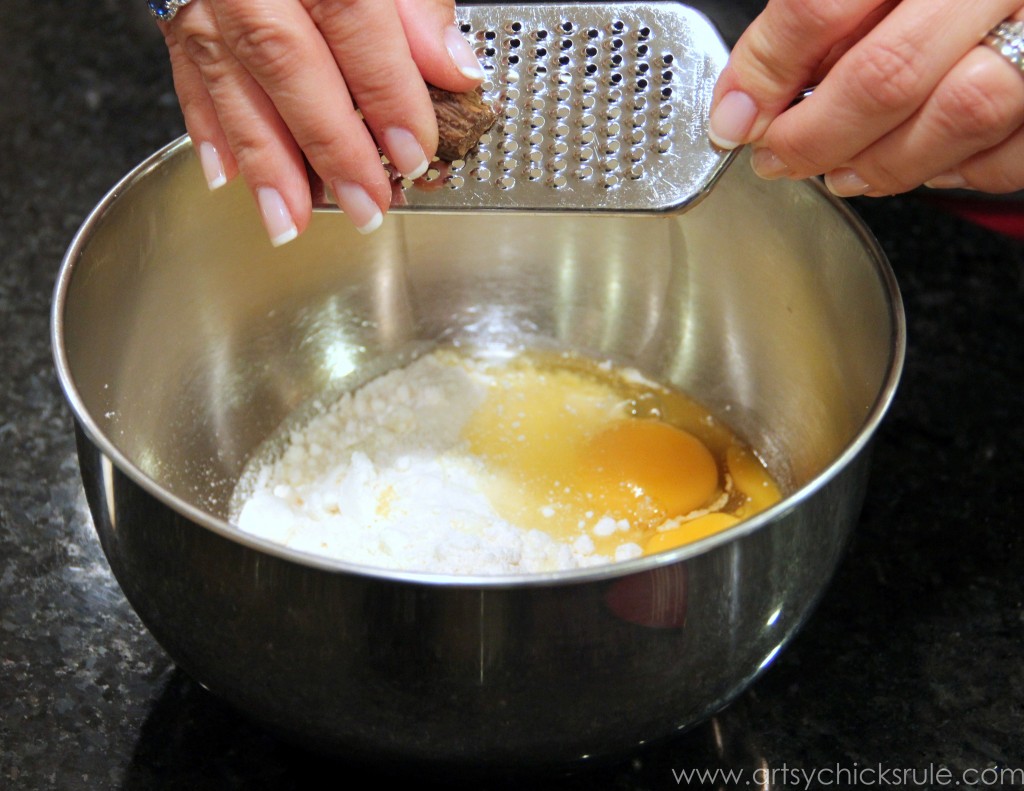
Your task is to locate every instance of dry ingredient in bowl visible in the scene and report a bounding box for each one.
[230,348,782,574]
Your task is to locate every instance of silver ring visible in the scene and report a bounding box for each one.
[983,19,1024,73]
[147,0,194,23]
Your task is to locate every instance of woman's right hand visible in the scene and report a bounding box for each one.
[159,0,485,245]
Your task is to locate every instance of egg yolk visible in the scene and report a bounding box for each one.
[576,420,719,529]
[645,512,741,554]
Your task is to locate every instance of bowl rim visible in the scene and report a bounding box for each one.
[51,135,906,588]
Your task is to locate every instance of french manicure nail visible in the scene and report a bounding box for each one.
[708,91,758,150]
[381,128,429,180]
[445,25,485,80]
[824,168,872,198]
[198,141,227,190]
[256,186,298,247]
[332,181,383,234]
[924,171,968,190]
[751,147,792,180]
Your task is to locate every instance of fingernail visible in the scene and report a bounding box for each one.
[708,91,758,149]
[256,187,298,247]
[445,26,484,80]
[824,168,872,198]
[750,147,792,180]
[924,171,968,190]
[332,181,384,234]
[381,128,429,180]
[198,141,227,190]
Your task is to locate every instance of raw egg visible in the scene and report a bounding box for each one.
[459,349,782,560]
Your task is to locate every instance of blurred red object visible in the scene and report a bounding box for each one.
[926,193,1024,240]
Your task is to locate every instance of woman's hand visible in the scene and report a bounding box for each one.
[160,0,484,244]
[709,0,1024,197]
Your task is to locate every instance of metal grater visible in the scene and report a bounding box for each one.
[312,2,733,215]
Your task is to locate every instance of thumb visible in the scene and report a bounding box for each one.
[394,0,485,91]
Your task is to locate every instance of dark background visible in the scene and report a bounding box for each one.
[1,1,1022,788]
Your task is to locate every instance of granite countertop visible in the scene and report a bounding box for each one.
[2,2,1022,789]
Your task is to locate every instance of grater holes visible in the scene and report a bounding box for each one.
[575,165,594,180]
[551,158,568,172]
[636,78,648,91]
[507,54,520,65]
[662,53,674,65]
[527,166,543,181]
[553,121,570,137]
[509,21,522,33]
[560,39,572,50]
[581,94,596,108]
[603,173,620,188]
[661,87,673,99]
[610,73,622,85]
[605,139,621,154]
[560,21,574,33]
[585,46,598,58]
[585,63,597,75]
[558,55,570,67]
[508,38,521,49]
[552,173,568,188]
[485,30,496,40]
[460,22,471,33]
[662,70,673,82]
[628,163,645,180]
[556,85,571,101]
[629,146,645,162]
[633,95,647,111]
[498,175,515,190]
[472,166,491,181]
[635,44,649,57]
[659,102,672,119]
[550,140,569,156]
[638,26,651,39]
[610,20,625,33]
[587,28,599,39]
[607,106,622,120]
[637,62,650,74]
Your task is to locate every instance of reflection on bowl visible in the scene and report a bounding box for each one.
[52,137,903,765]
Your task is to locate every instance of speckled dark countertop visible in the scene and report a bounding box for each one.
[2,2,1022,789]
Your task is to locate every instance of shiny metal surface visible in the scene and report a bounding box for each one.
[52,136,904,764]
[312,2,733,214]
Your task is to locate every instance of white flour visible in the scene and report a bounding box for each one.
[232,351,623,574]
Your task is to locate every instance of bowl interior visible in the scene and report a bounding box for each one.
[56,138,902,568]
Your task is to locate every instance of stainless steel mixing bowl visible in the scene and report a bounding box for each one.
[52,136,903,765]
